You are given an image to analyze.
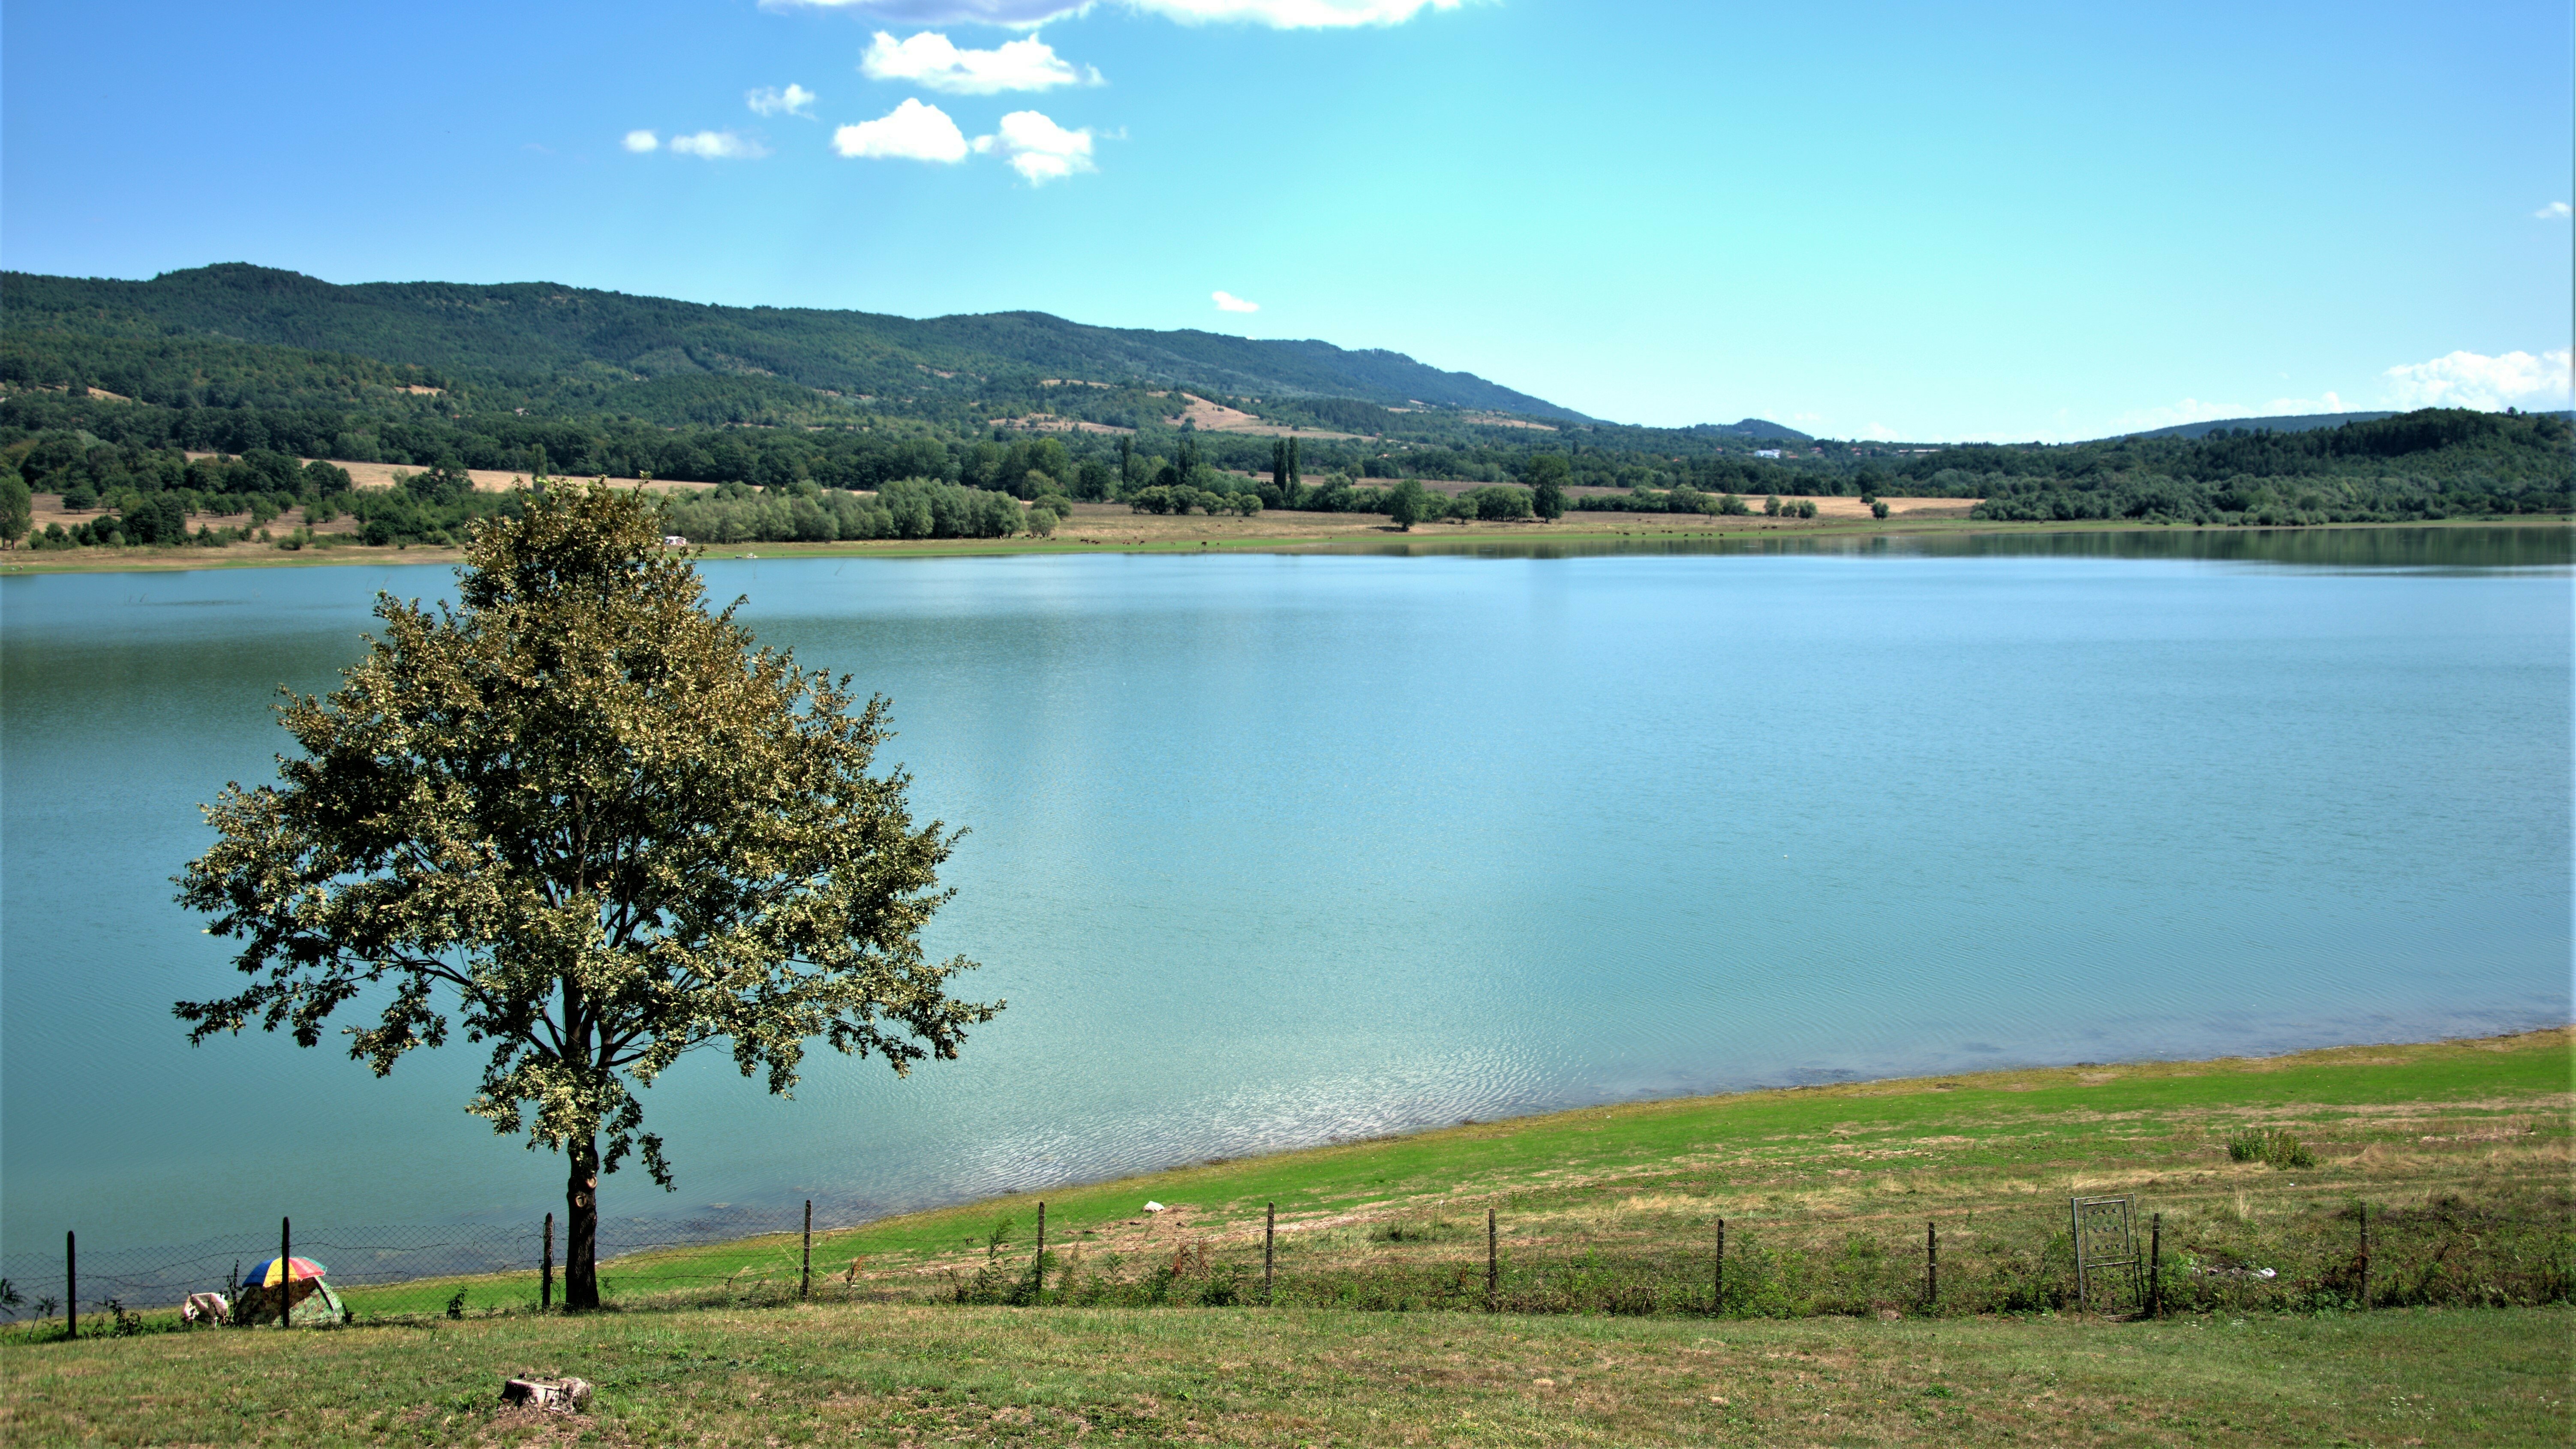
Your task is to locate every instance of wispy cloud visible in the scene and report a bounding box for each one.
[768,0,1464,30]
[748,84,819,117]
[1212,291,1259,313]
[667,130,770,159]
[2537,201,2571,219]
[833,98,971,162]
[2383,349,2572,411]
[862,31,1096,93]
[971,109,1094,183]
[623,129,661,153]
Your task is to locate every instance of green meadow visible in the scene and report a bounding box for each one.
[5,1030,2567,1443]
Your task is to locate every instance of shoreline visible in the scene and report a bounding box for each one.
[14,1024,2559,1285]
[739,1021,2576,1241]
[4,512,2567,577]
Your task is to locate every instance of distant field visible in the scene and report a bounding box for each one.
[4,492,1989,572]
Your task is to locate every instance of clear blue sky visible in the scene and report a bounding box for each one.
[4,0,2568,439]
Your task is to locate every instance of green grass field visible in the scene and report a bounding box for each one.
[4,1031,2567,1443]
[6,1299,2567,1446]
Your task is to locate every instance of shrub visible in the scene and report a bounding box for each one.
[2227,1128,2318,1170]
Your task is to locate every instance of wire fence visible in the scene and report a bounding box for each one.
[0,1214,824,1326]
[7,1182,2567,1334]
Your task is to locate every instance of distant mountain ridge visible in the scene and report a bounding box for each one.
[1684,418,1813,444]
[2109,411,2402,441]
[2,263,1591,423]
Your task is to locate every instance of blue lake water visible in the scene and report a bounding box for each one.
[4,529,2569,1257]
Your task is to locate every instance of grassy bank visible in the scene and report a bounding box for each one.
[17,1031,2567,1326]
[3,1032,2567,1443]
[476,1029,2567,1322]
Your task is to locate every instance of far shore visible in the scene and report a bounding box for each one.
[6,503,2566,577]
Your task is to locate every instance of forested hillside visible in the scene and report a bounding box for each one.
[0,263,2565,553]
[2,264,1583,424]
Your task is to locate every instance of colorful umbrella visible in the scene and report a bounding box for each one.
[243,1256,327,1288]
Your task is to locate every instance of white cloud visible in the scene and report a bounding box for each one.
[623,129,661,153]
[2382,349,2572,411]
[667,130,770,159]
[2537,201,2571,219]
[748,84,819,117]
[1861,422,1898,441]
[971,109,1094,182]
[833,98,971,162]
[767,0,1464,29]
[861,31,1095,93]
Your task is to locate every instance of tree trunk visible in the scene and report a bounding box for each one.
[564,1135,601,1310]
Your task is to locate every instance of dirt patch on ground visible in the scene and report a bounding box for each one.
[2,383,136,404]
[1176,394,1367,439]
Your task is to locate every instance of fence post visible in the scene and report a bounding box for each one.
[1264,1202,1275,1305]
[1927,1221,1938,1311]
[280,1217,293,1328]
[2148,1212,2162,1318]
[1031,1202,1043,1302]
[1485,1208,1498,1314]
[802,1200,813,1302]
[1713,1217,1725,1316]
[65,1231,75,1340]
[541,1213,554,1312]
[2357,1203,2368,1311]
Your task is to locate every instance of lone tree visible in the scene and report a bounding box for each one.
[1523,453,1569,521]
[175,484,999,1308]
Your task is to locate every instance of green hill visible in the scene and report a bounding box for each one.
[0,263,1587,423]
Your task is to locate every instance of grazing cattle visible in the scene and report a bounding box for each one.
[182,1292,230,1326]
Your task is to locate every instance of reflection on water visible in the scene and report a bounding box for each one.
[1335,524,2573,570]
[3,539,2568,1252]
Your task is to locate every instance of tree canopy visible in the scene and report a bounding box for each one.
[175,483,999,1305]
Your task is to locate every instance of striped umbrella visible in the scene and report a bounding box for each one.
[243,1256,327,1288]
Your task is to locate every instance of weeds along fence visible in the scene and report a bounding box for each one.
[946,1190,2574,1320]
[7,1185,2568,1335]
[0,1215,827,1332]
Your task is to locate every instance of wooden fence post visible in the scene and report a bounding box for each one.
[1713,1217,1725,1316]
[279,1217,292,1328]
[1927,1221,1938,1311]
[802,1200,814,1302]
[1264,1203,1275,1305]
[2149,1212,2162,1318]
[541,1213,554,1312]
[2357,1203,2369,1311]
[1485,1208,1498,1314]
[1033,1201,1044,1302]
[64,1231,75,1340]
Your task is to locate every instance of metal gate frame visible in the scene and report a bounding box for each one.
[2070,1194,2142,1318]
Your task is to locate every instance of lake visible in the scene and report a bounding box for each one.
[4,528,2569,1260]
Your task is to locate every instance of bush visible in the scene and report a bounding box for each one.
[2227,1128,2319,1170]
